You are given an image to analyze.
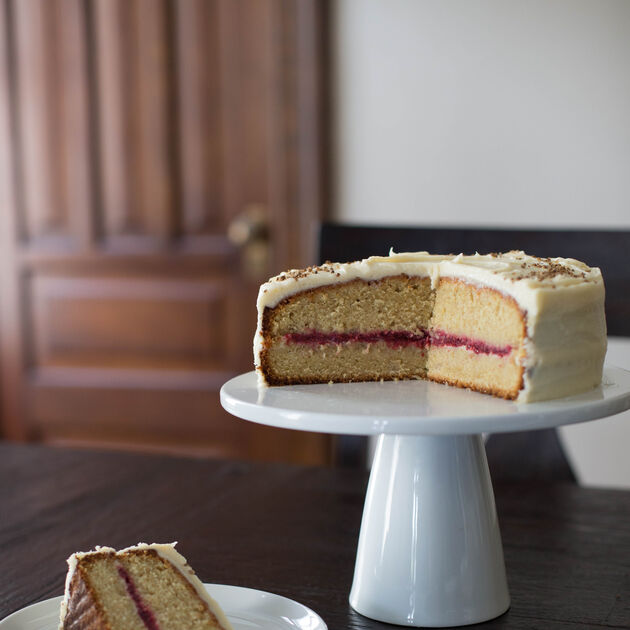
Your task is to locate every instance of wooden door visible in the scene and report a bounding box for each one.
[0,0,331,464]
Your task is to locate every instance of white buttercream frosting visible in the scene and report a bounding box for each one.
[59,542,233,630]
[254,250,606,402]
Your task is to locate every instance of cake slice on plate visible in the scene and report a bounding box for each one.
[59,543,233,630]
[254,251,607,402]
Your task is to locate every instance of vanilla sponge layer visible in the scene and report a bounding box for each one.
[264,275,524,345]
[265,275,435,336]
[427,346,523,399]
[265,340,522,399]
[80,555,145,630]
[264,339,430,385]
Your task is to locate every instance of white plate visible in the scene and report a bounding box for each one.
[0,584,327,630]
[220,365,630,436]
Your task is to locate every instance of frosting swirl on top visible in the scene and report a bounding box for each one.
[258,250,602,312]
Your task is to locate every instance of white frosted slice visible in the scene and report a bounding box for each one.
[59,542,234,630]
[254,250,607,403]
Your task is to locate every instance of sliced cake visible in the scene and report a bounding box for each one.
[254,251,607,402]
[59,543,233,630]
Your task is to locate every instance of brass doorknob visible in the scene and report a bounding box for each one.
[227,204,270,279]
[227,204,269,247]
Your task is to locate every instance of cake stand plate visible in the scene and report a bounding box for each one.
[220,366,630,628]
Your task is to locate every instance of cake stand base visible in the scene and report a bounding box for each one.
[349,434,510,627]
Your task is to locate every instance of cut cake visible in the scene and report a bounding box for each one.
[254,251,607,402]
[59,543,233,630]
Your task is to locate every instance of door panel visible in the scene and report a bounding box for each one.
[30,275,229,369]
[0,0,330,464]
[13,0,93,246]
[94,0,175,241]
[175,0,223,234]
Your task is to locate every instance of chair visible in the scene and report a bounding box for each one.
[320,223,629,480]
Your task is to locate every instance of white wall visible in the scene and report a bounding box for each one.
[332,0,630,487]
[332,0,630,228]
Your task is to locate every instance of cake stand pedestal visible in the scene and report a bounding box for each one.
[220,366,630,628]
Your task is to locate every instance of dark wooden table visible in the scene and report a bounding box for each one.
[1,442,629,629]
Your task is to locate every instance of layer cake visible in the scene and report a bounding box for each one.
[59,543,233,630]
[254,251,607,402]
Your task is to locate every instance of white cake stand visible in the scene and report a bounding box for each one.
[220,365,630,628]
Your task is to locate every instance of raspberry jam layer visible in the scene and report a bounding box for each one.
[284,329,512,357]
[285,330,428,349]
[117,564,161,630]
[429,330,512,357]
